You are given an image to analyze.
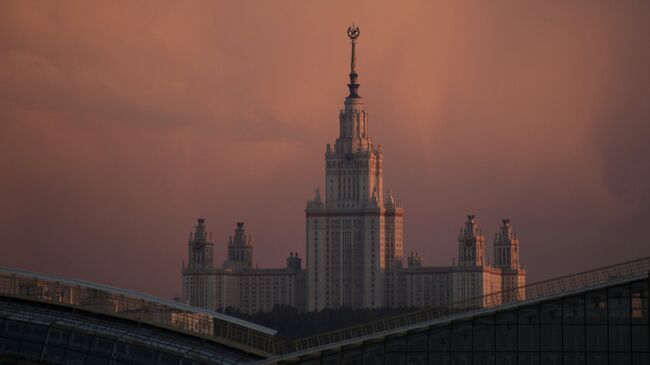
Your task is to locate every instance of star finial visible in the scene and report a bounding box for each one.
[347,24,360,40]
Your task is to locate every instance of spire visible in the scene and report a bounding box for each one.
[346,24,361,98]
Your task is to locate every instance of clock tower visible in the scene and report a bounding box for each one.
[457,215,485,267]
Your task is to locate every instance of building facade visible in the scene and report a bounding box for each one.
[398,215,525,309]
[182,219,306,314]
[305,27,525,311]
[305,25,404,311]
[182,26,525,315]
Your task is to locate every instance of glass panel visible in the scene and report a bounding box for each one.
[47,328,70,346]
[610,297,631,324]
[430,352,450,365]
[321,354,338,365]
[341,348,363,365]
[585,353,608,365]
[540,325,562,351]
[496,352,517,365]
[68,332,90,351]
[133,346,157,365]
[158,352,181,365]
[386,337,406,365]
[609,284,630,298]
[451,322,472,351]
[609,353,631,365]
[452,352,472,365]
[631,297,647,323]
[114,341,135,361]
[586,291,608,324]
[1,320,25,339]
[563,353,585,365]
[563,325,584,351]
[430,327,450,352]
[407,333,428,352]
[42,345,66,362]
[86,354,110,365]
[89,336,114,356]
[474,325,494,351]
[407,333,428,365]
[474,352,496,365]
[541,352,562,365]
[519,352,541,365]
[22,323,48,342]
[519,305,540,325]
[541,301,562,324]
[609,325,631,352]
[363,344,384,365]
[19,341,43,358]
[408,350,428,365]
[64,349,87,364]
[386,337,406,352]
[385,351,406,365]
[586,325,608,352]
[631,325,649,352]
[474,352,495,365]
[519,324,539,351]
[0,338,20,354]
[630,280,648,297]
[496,324,517,351]
[563,295,585,324]
[632,354,649,365]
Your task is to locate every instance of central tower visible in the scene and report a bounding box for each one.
[306,25,404,311]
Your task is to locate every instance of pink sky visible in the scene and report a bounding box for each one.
[1,1,649,298]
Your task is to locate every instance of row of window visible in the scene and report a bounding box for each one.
[291,281,649,365]
[0,318,247,365]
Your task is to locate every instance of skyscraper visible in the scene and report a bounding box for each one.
[183,26,525,314]
[305,25,404,311]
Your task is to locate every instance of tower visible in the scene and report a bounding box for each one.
[286,252,302,271]
[457,215,485,267]
[305,25,404,311]
[182,218,216,308]
[494,219,520,270]
[223,222,253,270]
[187,218,214,269]
[494,219,526,301]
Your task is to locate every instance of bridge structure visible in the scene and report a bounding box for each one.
[1,257,649,364]
[260,257,650,364]
[0,267,280,364]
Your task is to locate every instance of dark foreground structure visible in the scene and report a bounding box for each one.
[260,258,650,365]
[1,257,649,365]
[0,268,277,364]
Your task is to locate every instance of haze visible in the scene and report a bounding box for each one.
[1,1,649,298]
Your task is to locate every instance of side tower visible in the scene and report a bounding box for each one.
[458,215,485,267]
[305,25,404,311]
[452,215,487,303]
[494,219,526,301]
[223,222,253,270]
[182,218,216,308]
[187,218,214,269]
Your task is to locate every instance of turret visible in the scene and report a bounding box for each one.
[223,222,253,270]
[186,218,214,269]
[494,219,521,270]
[457,214,485,267]
[407,251,422,268]
[286,252,302,271]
